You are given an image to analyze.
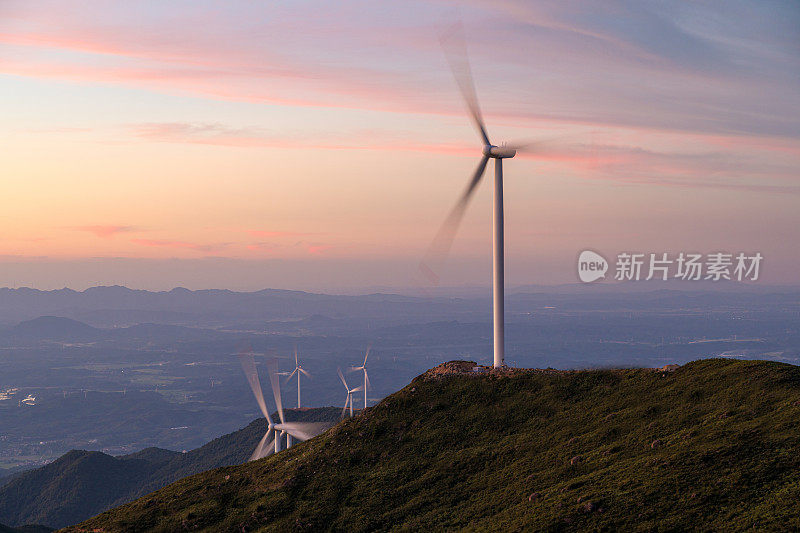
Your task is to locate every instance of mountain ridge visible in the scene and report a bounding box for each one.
[0,409,340,529]
[3,285,795,329]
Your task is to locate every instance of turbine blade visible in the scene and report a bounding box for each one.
[257,437,276,460]
[250,429,274,461]
[275,422,329,442]
[266,359,285,424]
[351,385,364,393]
[249,436,267,462]
[337,367,349,390]
[364,369,371,391]
[237,351,272,425]
[299,368,311,378]
[505,134,604,169]
[419,155,489,284]
[342,393,350,417]
[506,135,572,153]
[440,21,490,146]
[294,346,298,366]
[283,368,298,386]
[348,366,362,373]
[506,140,539,152]
[363,346,370,366]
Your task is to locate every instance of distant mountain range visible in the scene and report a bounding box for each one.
[2,284,795,329]
[0,408,340,529]
[2,315,233,345]
[63,359,800,531]
[0,286,475,328]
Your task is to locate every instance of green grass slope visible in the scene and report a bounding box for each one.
[0,409,339,529]
[66,359,800,532]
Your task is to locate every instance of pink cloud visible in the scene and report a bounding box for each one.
[0,15,791,145]
[247,230,316,239]
[3,2,796,204]
[131,238,229,253]
[129,121,478,155]
[127,120,800,195]
[242,240,345,258]
[0,15,421,120]
[306,244,332,256]
[245,243,279,252]
[2,33,794,152]
[6,50,781,145]
[2,1,797,148]
[74,225,136,238]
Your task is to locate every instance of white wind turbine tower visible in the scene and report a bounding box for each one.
[349,347,371,409]
[421,23,551,369]
[282,347,310,408]
[337,367,363,418]
[238,351,326,460]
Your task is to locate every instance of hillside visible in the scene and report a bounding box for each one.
[0,523,52,533]
[0,408,340,529]
[2,316,234,346]
[10,316,100,342]
[66,359,800,532]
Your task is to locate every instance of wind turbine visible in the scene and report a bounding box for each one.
[421,23,544,369]
[281,347,310,408]
[337,367,363,418]
[238,351,326,460]
[349,347,371,409]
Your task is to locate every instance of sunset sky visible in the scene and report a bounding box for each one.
[2,1,798,291]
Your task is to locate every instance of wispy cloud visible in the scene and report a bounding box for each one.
[133,122,257,142]
[3,1,797,141]
[567,144,800,195]
[126,121,800,194]
[244,239,337,257]
[130,238,229,253]
[306,243,332,256]
[247,230,317,239]
[128,121,477,154]
[74,225,137,238]
[245,242,280,252]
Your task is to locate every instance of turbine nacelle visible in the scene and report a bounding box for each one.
[482,144,516,159]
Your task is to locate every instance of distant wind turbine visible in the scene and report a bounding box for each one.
[238,351,326,460]
[420,23,554,368]
[337,367,363,418]
[349,346,371,409]
[281,347,310,408]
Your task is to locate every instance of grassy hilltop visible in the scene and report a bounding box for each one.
[66,359,800,532]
